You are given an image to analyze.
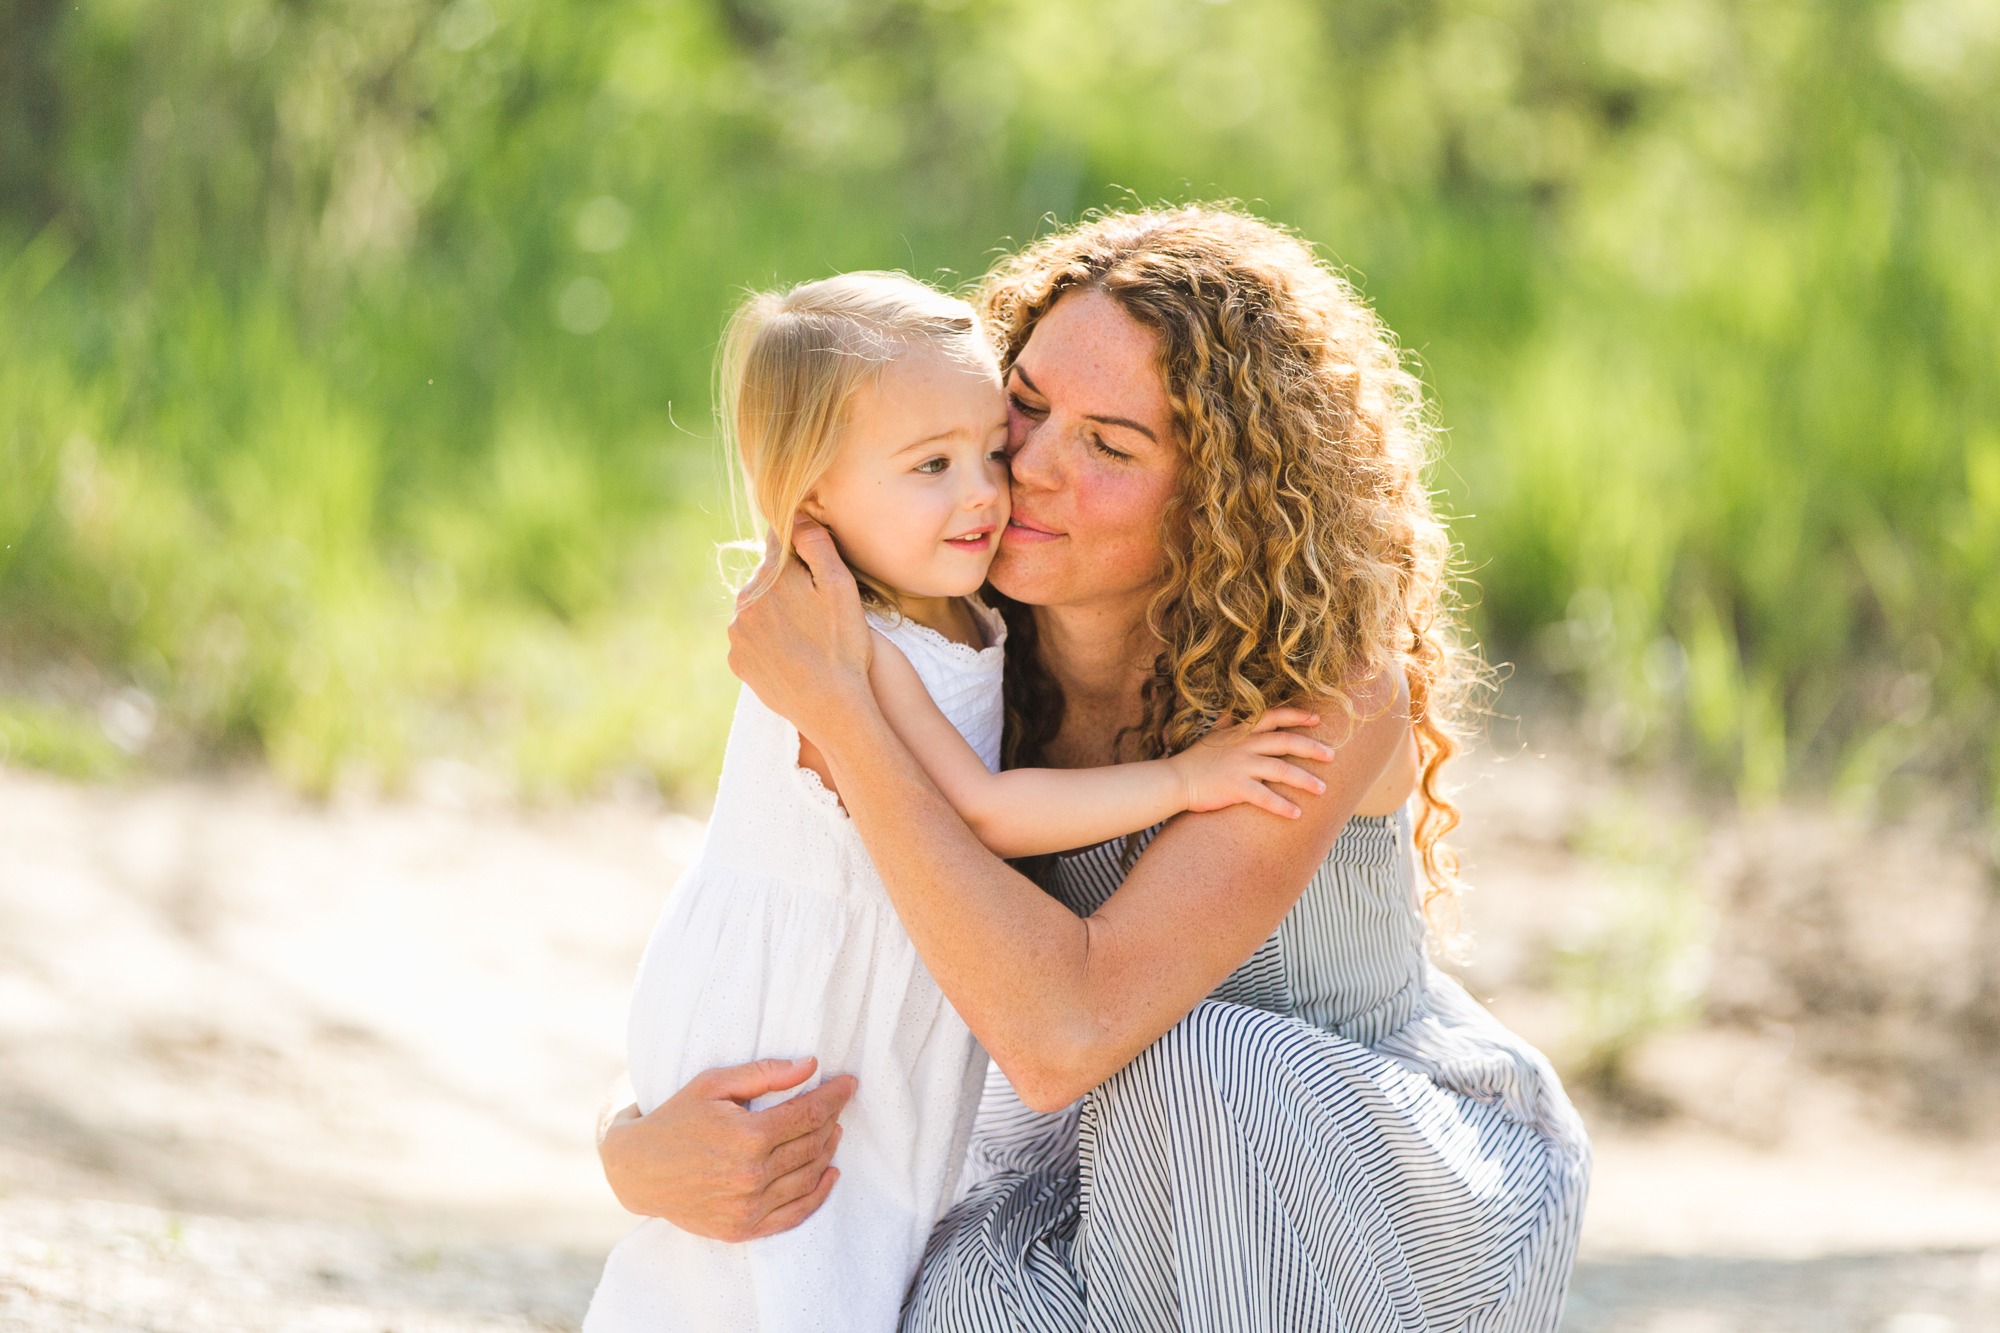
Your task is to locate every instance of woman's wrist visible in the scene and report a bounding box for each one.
[806,676,895,765]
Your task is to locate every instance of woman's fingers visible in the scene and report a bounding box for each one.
[743,1072,857,1150]
[688,1055,820,1107]
[749,1165,840,1239]
[762,1119,841,1184]
[759,1124,842,1207]
[790,516,855,594]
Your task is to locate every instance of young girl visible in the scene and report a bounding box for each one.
[583,272,1332,1332]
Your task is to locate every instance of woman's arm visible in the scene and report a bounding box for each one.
[728,524,1408,1112]
[865,631,1334,856]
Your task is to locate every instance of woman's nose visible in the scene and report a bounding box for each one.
[1006,420,1061,491]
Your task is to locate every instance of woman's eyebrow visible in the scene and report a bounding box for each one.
[1012,365,1158,443]
[1085,412,1157,443]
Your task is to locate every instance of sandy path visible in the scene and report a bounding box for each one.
[2,748,1997,1329]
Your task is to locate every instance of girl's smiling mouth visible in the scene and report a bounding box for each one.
[944,525,996,551]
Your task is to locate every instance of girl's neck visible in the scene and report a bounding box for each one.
[889,591,987,650]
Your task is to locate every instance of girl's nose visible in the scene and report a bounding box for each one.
[963,468,1003,509]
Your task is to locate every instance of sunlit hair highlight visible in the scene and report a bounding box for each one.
[719,270,991,610]
[979,205,1483,936]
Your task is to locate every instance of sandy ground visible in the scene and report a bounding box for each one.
[3,738,1998,1331]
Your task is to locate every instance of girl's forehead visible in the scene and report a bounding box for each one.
[844,347,1004,451]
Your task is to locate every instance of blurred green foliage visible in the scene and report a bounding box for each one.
[2,0,1996,806]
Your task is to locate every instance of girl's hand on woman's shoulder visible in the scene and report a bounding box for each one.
[727,519,875,738]
[1166,706,1338,819]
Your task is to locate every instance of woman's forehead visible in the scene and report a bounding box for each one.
[1015,289,1171,432]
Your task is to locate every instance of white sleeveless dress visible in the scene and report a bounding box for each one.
[584,602,1002,1333]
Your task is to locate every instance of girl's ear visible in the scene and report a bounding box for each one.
[799,492,829,526]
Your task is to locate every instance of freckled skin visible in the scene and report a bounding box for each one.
[989,289,1182,620]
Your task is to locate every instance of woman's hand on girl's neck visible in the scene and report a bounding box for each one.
[728,520,878,741]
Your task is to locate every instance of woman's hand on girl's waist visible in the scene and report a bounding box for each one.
[598,1055,855,1241]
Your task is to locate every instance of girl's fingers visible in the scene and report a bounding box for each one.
[1250,707,1321,733]
[1257,759,1326,796]
[1253,732,1339,762]
[1242,782,1304,819]
[750,1166,840,1239]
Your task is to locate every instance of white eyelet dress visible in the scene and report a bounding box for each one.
[902,811,1593,1332]
[584,603,1005,1333]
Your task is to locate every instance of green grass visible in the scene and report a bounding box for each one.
[2,0,1996,813]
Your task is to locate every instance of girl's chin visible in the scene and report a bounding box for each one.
[886,571,994,602]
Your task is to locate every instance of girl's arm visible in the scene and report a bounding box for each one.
[727,524,1409,1113]
[862,630,1334,857]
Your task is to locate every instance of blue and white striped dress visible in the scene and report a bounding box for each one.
[903,808,1591,1331]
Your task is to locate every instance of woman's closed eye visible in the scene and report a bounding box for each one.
[1089,432,1130,462]
[1006,391,1046,420]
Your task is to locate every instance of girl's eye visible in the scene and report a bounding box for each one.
[916,457,949,475]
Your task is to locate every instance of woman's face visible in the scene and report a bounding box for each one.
[988,288,1180,616]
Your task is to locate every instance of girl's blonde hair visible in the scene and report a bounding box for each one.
[719,271,993,606]
[979,206,1483,936]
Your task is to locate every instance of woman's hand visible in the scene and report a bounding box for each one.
[1166,707,1336,819]
[727,519,876,742]
[597,1057,856,1241]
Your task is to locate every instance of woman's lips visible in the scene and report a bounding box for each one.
[1002,516,1063,544]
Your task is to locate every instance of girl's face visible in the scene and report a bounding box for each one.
[989,288,1180,614]
[804,343,1011,601]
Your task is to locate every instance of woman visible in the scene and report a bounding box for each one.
[601,205,1589,1328]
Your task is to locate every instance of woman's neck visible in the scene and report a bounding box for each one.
[1032,595,1162,767]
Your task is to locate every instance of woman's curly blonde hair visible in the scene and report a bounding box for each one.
[978,205,1479,930]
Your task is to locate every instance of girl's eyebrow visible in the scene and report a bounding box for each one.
[894,415,1008,456]
[893,428,968,455]
[1011,364,1157,443]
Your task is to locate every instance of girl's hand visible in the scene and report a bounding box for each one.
[1166,707,1335,819]
[727,518,875,740]
[597,1057,856,1241]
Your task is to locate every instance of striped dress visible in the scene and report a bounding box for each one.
[902,808,1591,1332]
